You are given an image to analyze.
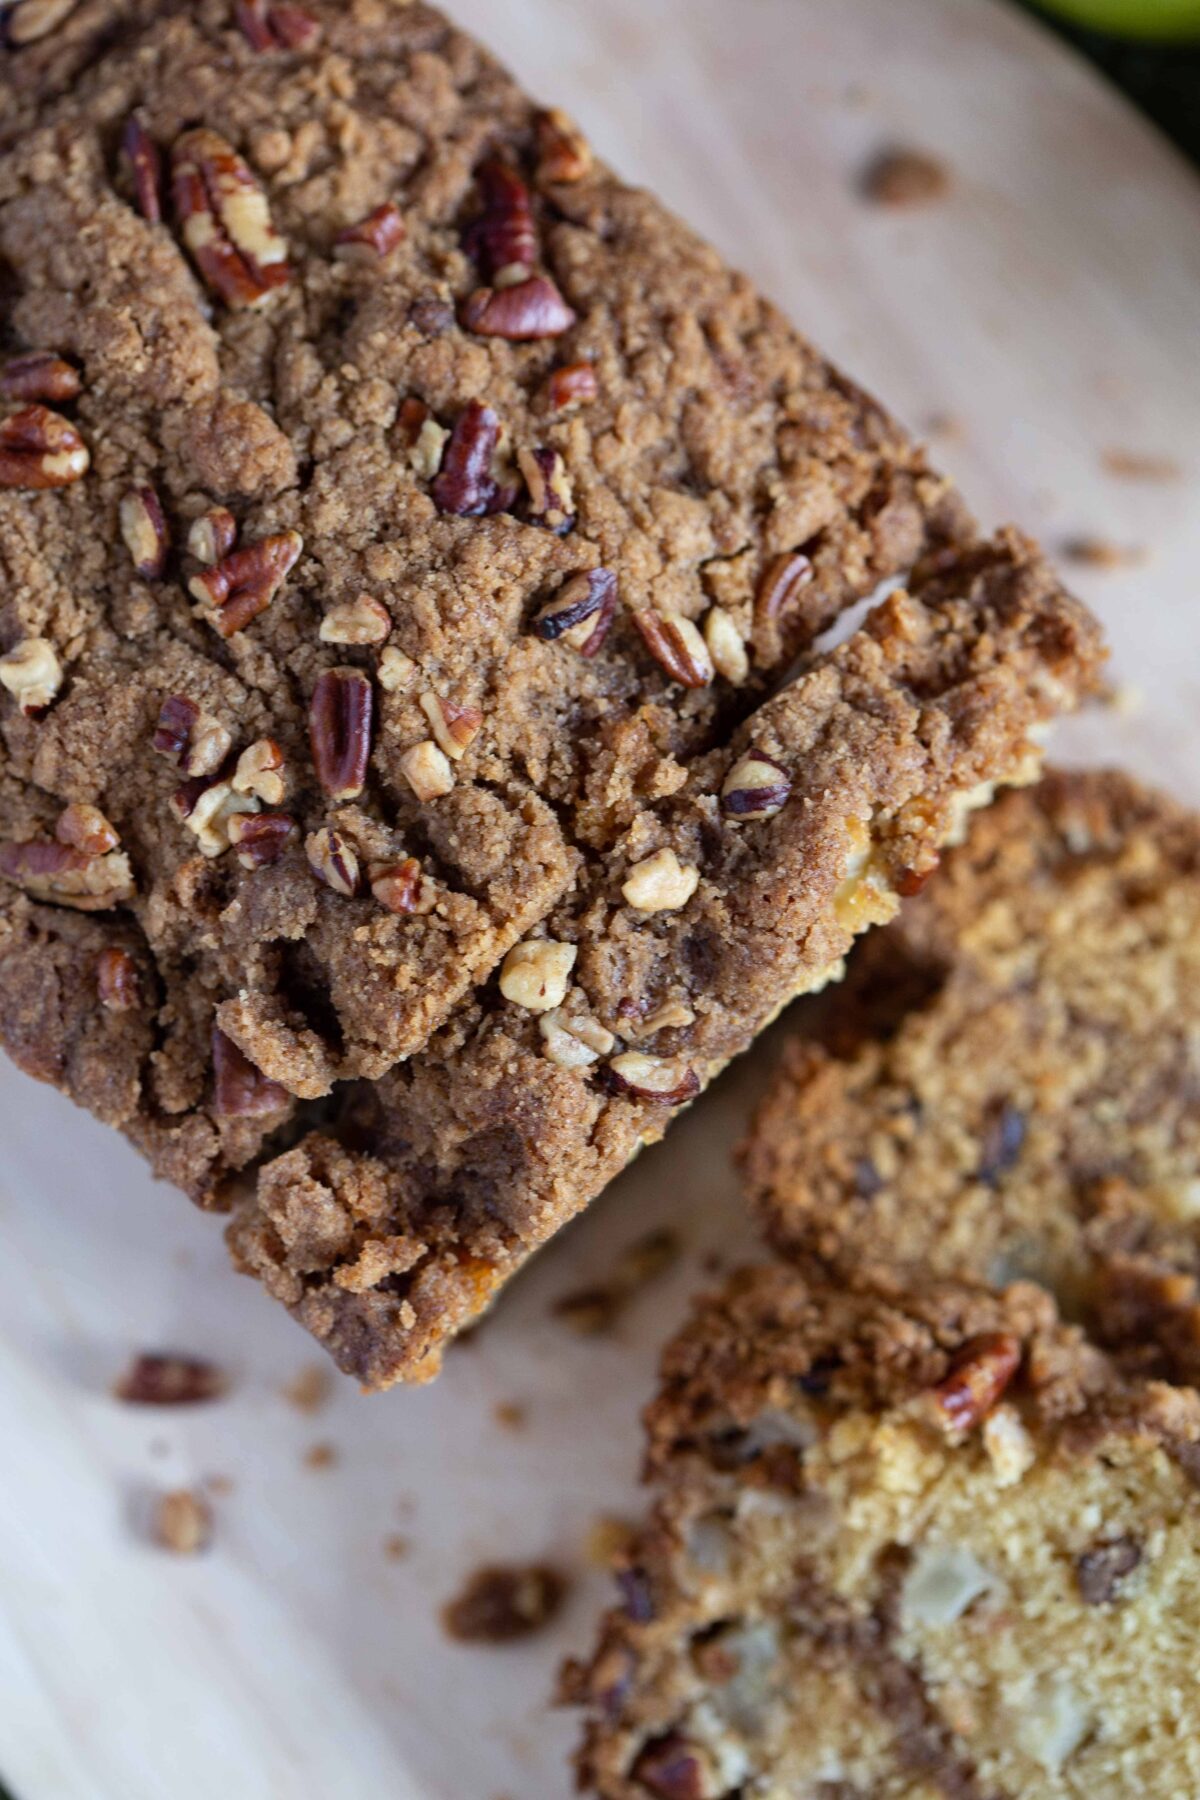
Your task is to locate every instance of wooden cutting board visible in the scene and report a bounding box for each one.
[1,2,1198,1795]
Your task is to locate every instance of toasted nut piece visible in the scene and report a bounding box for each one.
[535,108,593,185]
[704,607,749,686]
[931,1332,1022,1435]
[211,1024,289,1116]
[319,595,391,646]
[121,111,163,223]
[0,351,81,405]
[377,646,416,692]
[408,416,450,480]
[334,201,404,257]
[4,0,76,44]
[310,668,374,799]
[634,611,713,688]
[0,839,134,911]
[499,939,577,1013]
[442,1562,566,1644]
[544,360,599,411]
[464,160,537,282]
[538,1006,615,1070]
[235,0,321,50]
[630,1731,720,1799]
[419,692,482,763]
[306,826,361,897]
[232,737,286,805]
[96,946,140,1011]
[721,751,791,821]
[56,802,119,857]
[631,999,696,1038]
[430,399,508,517]
[398,739,454,803]
[754,549,814,627]
[114,1353,225,1405]
[982,1404,1036,1487]
[186,506,237,565]
[177,780,259,857]
[171,128,290,309]
[621,847,700,914]
[119,486,170,580]
[532,568,617,657]
[153,1488,212,1556]
[227,810,295,868]
[152,695,233,779]
[189,529,302,636]
[462,275,577,341]
[1076,1535,1142,1606]
[518,445,575,533]
[370,857,436,915]
[0,406,89,489]
[605,1053,700,1106]
[0,636,62,714]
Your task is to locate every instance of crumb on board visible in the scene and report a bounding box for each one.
[1061,535,1147,570]
[860,145,951,207]
[115,1352,227,1406]
[1101,448,1182,482]
[922,411,964,441]
[384,1534,411,1562]
[552,1227,683,1336]
[204,1473,235,1496]
[442,1563,567,1643]
[153,1487,212,1555]
[584,1515,638,1570]
[302,1441,338,1471]
[493,1400,527,1431]
[281,1363,332,1415]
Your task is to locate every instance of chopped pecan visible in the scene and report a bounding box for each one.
[634,611,714,688]
[429,399,509,517]
[721,751,791,821]
[172,127,290,309]
[318,595,391,646]
[152,695,232,778]
[464,159,537,283]
[174,779,259,857]
[306,826,361,897]
[370,857,435,915]
[309,667,373,800]
[499,939,577,1013]
[631,1734,718,1799]
[115,1352,226,1405]
[544,360,598,411]
[462,275,577,342]
[96,945,140,1011]
[56,802,118,857]
[211,1025,288,1116]
[442,1563,566,1643]
[153,1488,213,1555]
[408,296,455,337]
[232,737,286,805]
[861,145,950,209]
[186,506,237,565]
[604,1053,700,1106]
[228,810,295,868]
[377,646,416,692]
[0,351,80,405]
[704,606,749,685]
[0,636,62,714]
[188,529,302,636]
[538,1007,615,1071]
[419,691,482,763]
[535,108,593,186]
[517,445,575,532]
[3,0,76,44]
[1076,1536,1141,1605]
[931,1332,1022,1434]
[754,549,814,627]
[121,111,163,224]
[531,569,618,656]
[398,739,453,802]
[0,405,89,489]
[334,201,405,257]
[119,485,170,580]
[235,0,320,49]
[621,848,699,914]
[0,839,134,911]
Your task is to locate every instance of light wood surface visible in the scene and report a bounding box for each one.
[2,3,1199,1795]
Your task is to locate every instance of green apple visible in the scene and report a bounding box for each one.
[1034,0,1200,37]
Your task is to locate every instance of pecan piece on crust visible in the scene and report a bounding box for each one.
[0,351,81,405]
[334,202,405,257]
[463,159,537,283]
[462,275,576,342]
[931,1332,1022,1434]
[96,946,140,1012]
[211,1025,289,1117]
[0,636,63,715]
[603,1053,700,1106]
[171,128,290,309]
[309,668,374,800]
[532,569,617,657]
[535,108,593,186]
[235,0,321,50]
[429,399,511,517]
[188,530,302,636]
[119,486,170,580]
[0,406,89,489]
[121,111,163,224]
[633,610,714,689]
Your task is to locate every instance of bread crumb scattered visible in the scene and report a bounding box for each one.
[115,1352,226,1405]
[303,1441,338,1471]
[281,1363,332,1414]
[1102,448,1181,483]
[584,1514,638,1569]
[153,1488,212,1555]
[384,1533,411,1562]
[442,1563,567,1642]
[493,1400,527,1431]
[860,146,951,208]
[553,1228,683,1336]
[1061,535,1146,570]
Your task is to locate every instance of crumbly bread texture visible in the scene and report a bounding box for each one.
[565,1265,1200,1798]
[743,770,1200,1387]
[0,1,1101,1380]
[226,534,1102,1385]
